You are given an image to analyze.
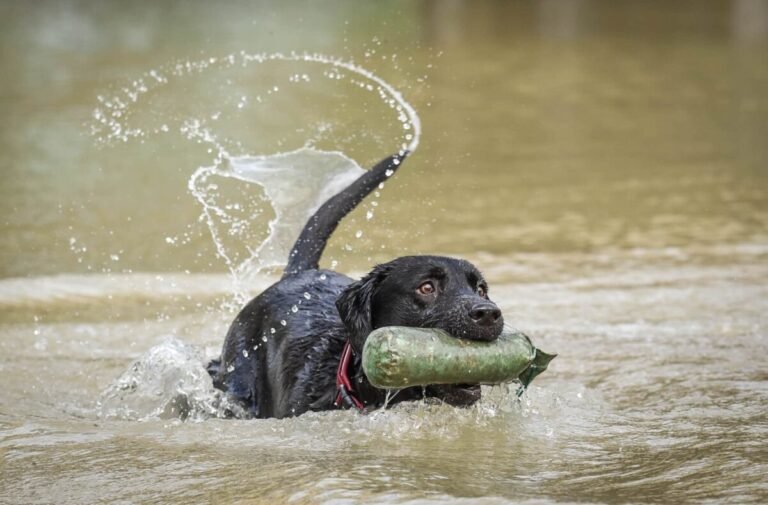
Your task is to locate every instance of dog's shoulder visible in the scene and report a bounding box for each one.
[215,269,354,418]
[264,270,354,416]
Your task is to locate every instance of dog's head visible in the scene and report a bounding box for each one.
[335,255,504,406]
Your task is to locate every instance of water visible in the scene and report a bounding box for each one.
[2,1,768,503]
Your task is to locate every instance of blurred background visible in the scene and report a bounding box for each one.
[2,0,766,278]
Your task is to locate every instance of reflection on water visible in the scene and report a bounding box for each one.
[1,1,767,504]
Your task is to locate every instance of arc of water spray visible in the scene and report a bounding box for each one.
[238,51,421,152]
[178,52,422,289]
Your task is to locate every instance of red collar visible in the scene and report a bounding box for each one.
[334,341,366,413]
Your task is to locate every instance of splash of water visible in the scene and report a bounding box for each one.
[91,52,422,294]
[91,51,421,152]
[189,147,366,289]
[96,337,242,421]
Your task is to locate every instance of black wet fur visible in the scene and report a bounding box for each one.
[210,152,504,418]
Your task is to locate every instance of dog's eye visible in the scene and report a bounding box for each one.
[416,281,436,296]
[477,285,487,297]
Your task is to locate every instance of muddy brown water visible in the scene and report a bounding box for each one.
[1,1,767,503]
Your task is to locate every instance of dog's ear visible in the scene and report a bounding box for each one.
[336,264,390,354]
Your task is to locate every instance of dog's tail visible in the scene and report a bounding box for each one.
[283,151,408,277]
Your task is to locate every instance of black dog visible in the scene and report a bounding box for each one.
[209,152,504,418]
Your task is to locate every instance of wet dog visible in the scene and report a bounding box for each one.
[208,152,504,418]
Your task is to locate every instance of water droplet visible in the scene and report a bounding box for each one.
[291,305,298,313]
[303,292,311,300]
[366,211,374,220]
[270,327,276,334]
[242,349,249,357]
[319,274,327,280]
[227,365,235,373]
[280,320,287,326]
[110,254,120,261]
[355,230,363,238]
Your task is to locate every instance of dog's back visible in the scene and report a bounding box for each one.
[211,151,408,418]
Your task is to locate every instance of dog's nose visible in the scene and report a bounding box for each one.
[468,303,501,326]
